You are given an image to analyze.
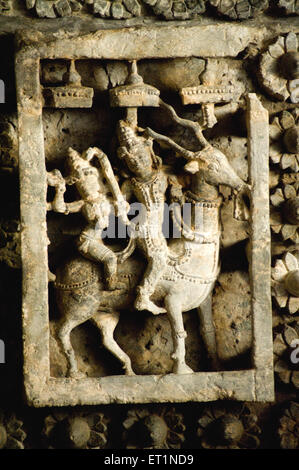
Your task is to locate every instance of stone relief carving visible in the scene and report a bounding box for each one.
[43,409,109,448]
[122,407,185,449]
[0,412,26,449]
[47,61,249,378]
[0,0,10,13]
[197,404,261,449]
[0,0,297,449]
[15,29,274,406]
[277,401,299,449]
[209,0,268,19]
[273,323,299,389]
[276,0,299,15]
[22,0,299,18]
[24,0,206,19]
[270,109,299,173]
[272,252,299,314]
[0,0,297,446]
[271,176,299,244]
[258,32,299,103]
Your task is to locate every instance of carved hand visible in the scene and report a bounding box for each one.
[85,147,106,162]
[114,199,130,225]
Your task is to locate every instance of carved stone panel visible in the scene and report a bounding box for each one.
[16,27,274,406]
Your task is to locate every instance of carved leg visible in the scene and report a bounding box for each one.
[134,245,167,315]
[164,294,193,375]
[58,318,86,379]
[197,290,220,370]
[78,239,126,291]
[92,311,135,376]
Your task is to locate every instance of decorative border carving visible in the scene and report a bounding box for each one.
[16,27,274,406]
[25,0,283,19]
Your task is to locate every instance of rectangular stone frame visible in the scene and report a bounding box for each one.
[15,27,274,407]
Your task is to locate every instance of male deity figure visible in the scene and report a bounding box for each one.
[117,120,178,315]
[48,146,129,290]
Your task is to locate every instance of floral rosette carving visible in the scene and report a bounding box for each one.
[208,0,268,19]
[278,402,299,449]
[0,0,10,13]
[42,410,109,449]
[269,110,299,173]
[143,0,206,19]
[122,407,185,449]
[273,325,299,389]
[271,252,299,313]
[197,404,261,449]
[258,32,299,103]
[25,0,83,18]
[25,0,206,19]
[270,177,299,244]
[276,0,299,15]
[0,412,27,449]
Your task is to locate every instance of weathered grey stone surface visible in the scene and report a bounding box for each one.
[0,0,297,450]
[14,28,275,405]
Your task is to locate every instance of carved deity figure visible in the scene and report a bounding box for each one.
[47,146,129,290]
[52,93,251,377]
[117,120,172,315]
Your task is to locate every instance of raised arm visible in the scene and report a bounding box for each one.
[86,147,130,224]
[86,147,123,202]
[64,200,84,214]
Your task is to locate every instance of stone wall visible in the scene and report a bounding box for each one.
[0,3,298,449]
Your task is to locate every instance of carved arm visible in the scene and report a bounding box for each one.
[86,147,130,225]
[47,169,67,213]
[64,200,85,215]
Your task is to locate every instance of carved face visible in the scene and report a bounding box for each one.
[117,121,153,179]
[117,121,137,149]
[67,148,85,172]
[67,147,101,193]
